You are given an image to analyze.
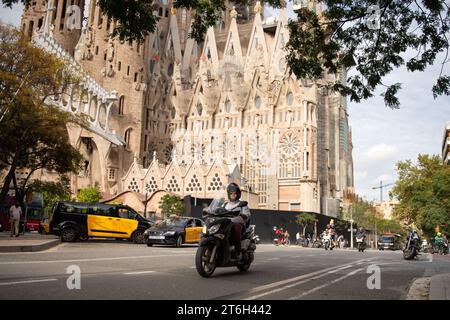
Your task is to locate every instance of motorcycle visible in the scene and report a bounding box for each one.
[196,198,257,278]
[274,236,290,246]
[323,233,333,250]
[356,236,366,252]
[403,232,421,260]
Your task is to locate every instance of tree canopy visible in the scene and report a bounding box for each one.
[76,186,102,203]
[390,154,450,237]
[0,25,84,205]
[3,0,448,108]
[159,194,185,218]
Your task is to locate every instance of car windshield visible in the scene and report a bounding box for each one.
[380,236,394,242]
[157,218,186,228]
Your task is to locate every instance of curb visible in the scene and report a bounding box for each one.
[405,277,431,300]
[0,239,61,252]
[429,273,450,300]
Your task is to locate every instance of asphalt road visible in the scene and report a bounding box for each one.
[0,240,449,300]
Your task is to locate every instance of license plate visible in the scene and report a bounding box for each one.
[148,236,165,240]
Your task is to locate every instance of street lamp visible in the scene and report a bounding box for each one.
[350,206,354,249]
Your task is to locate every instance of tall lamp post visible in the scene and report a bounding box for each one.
[350,206,354,249]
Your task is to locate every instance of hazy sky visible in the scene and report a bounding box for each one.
[2,2,449,202]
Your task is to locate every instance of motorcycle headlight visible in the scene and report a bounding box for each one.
[208,224,220,234]
[164,231,176,236]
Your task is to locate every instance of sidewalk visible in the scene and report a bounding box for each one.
[429,273,450,300]
[0,232,60,252]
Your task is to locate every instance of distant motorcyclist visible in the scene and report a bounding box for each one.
[224,183,251,260]
[356,227,366,239]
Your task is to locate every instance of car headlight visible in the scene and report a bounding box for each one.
[144,230,149,235]
[202,225,207,234]
[208,224,220,234]
[164,231,176,236]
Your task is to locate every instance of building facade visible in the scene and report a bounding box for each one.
[18,0,354,217]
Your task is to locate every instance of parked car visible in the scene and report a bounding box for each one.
[378,233,402,251]
[144,216,205,247]
[49,201,153,243]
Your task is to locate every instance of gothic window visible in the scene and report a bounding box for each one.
[255,96,262,109]
[128,178,140,193]
[225,99,232,113]
[124,128,132,149]
[280,132,300,158]
[258,165,268,205]
[164,145,173,163]
[166,176,180,193]
[208,173,223,191]
[187,174,202,192]
[287,92,294,106]
[145,176,159,193]
[196,103,203,116]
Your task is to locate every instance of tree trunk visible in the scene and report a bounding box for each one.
[303,225,306,237]
[0,164,16,204]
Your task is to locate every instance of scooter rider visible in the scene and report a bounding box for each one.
[356,227,366,239]
[224,183,251,260]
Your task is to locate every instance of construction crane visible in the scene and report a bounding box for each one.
[372,181,394,202]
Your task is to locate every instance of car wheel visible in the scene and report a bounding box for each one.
[132,229,145,244]
[61,226,77,242]
[147,243,153,247]
[176,235,183,248]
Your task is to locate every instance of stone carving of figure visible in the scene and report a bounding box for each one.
[101,67,107,77]
[287,110,293,127]
[107,65,115,77]
[230,6,238,19]
[85,26,93,47]
[254,1,263,14]
[74,40,85,61]
[107,41,115,62]
[49,24,54,37]
[254,114,260,127]
[85,48,93,60]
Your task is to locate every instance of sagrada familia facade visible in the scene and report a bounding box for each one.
[18,0,354,217]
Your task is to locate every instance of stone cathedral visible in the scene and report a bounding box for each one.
[18,0,354,217]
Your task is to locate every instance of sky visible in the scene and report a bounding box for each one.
[2,2,449,203]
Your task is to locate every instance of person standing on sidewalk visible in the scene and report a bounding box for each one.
[9,203,21,237]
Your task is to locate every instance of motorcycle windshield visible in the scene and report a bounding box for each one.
[204,197,226,214]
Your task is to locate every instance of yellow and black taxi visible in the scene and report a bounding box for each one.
[49,201,153,243]
[144,216,205,247]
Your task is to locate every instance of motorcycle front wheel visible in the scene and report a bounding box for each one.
[195,245,217,278]
[403,248,416,260]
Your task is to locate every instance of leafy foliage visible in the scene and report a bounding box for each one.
[296,213,317,236]
[159,194,185,218]
[28,176,72,210]
[390,154,450,237]
[3,0,449,106]
[0,25,84,205]
[77,186,102,203]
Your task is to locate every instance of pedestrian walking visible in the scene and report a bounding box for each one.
[9,203,22,237]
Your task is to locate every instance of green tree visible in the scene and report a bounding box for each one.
[159,194,185,218]
[0,25,84,205]
[296,213,317,236]
[77,186,102,203]
[4,0,448,107]
[28,176,72,211]
[390,154,450,237]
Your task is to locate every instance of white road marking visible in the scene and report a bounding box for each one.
[0,253,194,265]
[123,271,156,275]
[244,264,365,300]
[0,278,58,286]
[267,258,280,261]
[243,258,374,300]
[288,267,365,299]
